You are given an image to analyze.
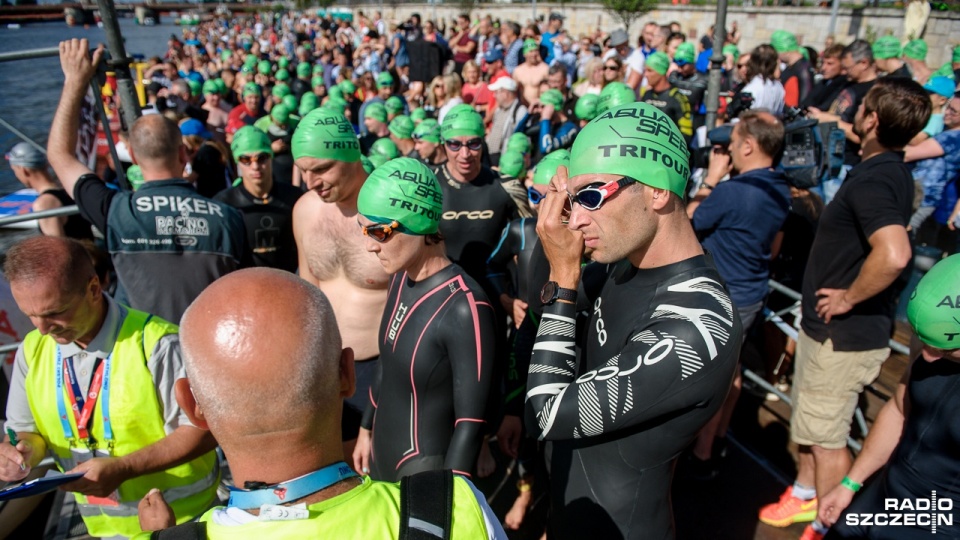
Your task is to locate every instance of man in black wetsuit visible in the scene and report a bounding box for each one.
[526,102,742,540]
[816,254,960,539]
[214,126,303,272]
[641,52,693,142]
[351,158,496,482]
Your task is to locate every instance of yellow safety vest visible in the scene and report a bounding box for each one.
[24,308,219,538]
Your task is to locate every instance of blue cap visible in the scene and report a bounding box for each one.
[180,118,212,139]
[923,76,955,99]
[484,48,504,63]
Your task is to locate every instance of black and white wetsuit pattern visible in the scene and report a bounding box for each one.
[362,264,496,482]
[525,257,742,540]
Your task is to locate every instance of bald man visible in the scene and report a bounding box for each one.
[47,39,247,324]
[136,268,506,538]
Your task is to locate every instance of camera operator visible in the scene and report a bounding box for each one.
[685,110,792,478]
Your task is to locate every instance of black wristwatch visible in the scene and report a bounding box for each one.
[540,281,578,305]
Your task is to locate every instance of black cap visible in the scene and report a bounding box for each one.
[549,12,565,21]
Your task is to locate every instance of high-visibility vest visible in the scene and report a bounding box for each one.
[24,308,219,538]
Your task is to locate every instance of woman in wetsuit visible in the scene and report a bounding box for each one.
[352,158,496,482]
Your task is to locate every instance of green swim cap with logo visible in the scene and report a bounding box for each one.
[291,107,360,163]
[202,80,220,96]
[674,42,696,65]
[242,82,261,98]
[258,60,272,75]
[365,102,388,123]
[297,62,312,78]
[872,35,902,60]
[904,39,928,61]
[540,89,565,109]
[386,96,405,114]
[569,102,690,197]
[523,39,539,55]
[324,96,348,114]
[575,94,599,122]
[186,79,201,97]
[358,157,443,235]
[370,137,400,159]
[646,52,671,75]
[272,83,291,99]
[907,254,960,350]
[126,164,145,191]
[412,119,441,144]
[411,108,427,123]
[440,107,485,140]
[597,82,635,115]
[771,30,801,54]
[498,150,526,179]
[533,149,570,186]
[300,93,319,116]
[390,116,415,139]
[340,79,357,95]
[506,133,531,155]
[231,125,273,157]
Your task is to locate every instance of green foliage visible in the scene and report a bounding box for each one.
[600,0,657,33]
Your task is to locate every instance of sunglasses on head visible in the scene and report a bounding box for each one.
[444,138,483,152]
[358,219,404,243]
[564,176,635,213]
[527,186,545,205]
[237,153,271,166]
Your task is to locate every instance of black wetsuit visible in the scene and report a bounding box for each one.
[38,189,94,240]
[828,357,960,539]
[213,181,304,272]
[361,264,496,482]
[525,256,742,540]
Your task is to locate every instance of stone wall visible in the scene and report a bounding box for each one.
[371,3,960,68]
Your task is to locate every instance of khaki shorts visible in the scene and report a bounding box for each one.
[790,329,890,449]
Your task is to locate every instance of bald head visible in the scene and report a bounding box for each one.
[180,268,345,442]
[4,236,96,295]
[129,114,183,164]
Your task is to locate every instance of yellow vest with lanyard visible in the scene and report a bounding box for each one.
[23,307,219,538]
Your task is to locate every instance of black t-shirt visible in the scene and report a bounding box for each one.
[38,188,95,241]
[213,181,304,272]
[193,144,231,199]
[827,79,877,165]
[780,57,815,108]
[802,76,848,110]
[887,63,913,79]
[801,152,913,351]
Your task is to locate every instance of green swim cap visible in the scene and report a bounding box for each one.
[258,60,272,75]
[933,63,956,80]
[370,137,400,159]
[361,155,375,174]
[271,83,291,99]
[412,119,441,144]
[411,108,427,123]
[569,102,690,198]
[872,35,902,60]
[533,149,570,186]
[271,104,292,125]
[244,55,258,68]
[292,107,361,163]
[440,107,485,140]
[186,79,201,97]
[540,89,565,109]
[646,52,671,75]
[674,42,696,65]
[340,79,357,95]
[231,125,273,158]
[389,115,415,139]
[385,96,405,114]
[282,94,298,110]
[498,150,526,179]
[215,78,228,96]
[522,39,539,55]
[311,75,324,89]
[357,157,443,235]
[278,57,290,69]
[275,69,290,82]
[297,62,312,78]
[202,79,220,96]
[377,71,394,88]
[242,82,261,98]
[506,132,531,155]
[324,96,348,114]
[722,44,740,62]
[240,65,254,75]
[369,153,390,168]
[954,45,960,64]
[300,93,319,116]
[597,82,635,115]
[771,30,800,54]
[220,49,232,62]
[126,164,145,191]
[328,85,343,100]
[365,102,388,123]
[575,94,599,122]
[313,64,325,75]
[907,254,960,350]
[904,39,928,61]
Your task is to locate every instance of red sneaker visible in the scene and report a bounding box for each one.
[759,486,818,527]
[799,523,825,540]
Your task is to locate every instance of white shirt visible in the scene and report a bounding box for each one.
[742,76,786,116]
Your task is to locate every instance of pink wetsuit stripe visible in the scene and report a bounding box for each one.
[454,418,485,426]
[465,289,483,382]
[391,276,460,353]
[451,470,471,477]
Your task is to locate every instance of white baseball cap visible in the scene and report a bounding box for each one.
[488,77,518,92]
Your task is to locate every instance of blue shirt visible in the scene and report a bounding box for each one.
[913,129,960,221]
[541,31,559,64]
[692,168,791,307]
[505,39,523,75]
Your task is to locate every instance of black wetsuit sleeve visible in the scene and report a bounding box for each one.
[525,299,739,441]
[504,313,537,416]
[360,358,382,431]
[486,219,523,298]
[73,173,117,233]
[438,296,497,475]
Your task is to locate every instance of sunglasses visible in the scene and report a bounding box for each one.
[565,176,634,213]
[444,138,483,152]
[237,153,271,166]
[527,186,545,205]
[358,219,404,243]
[604,65,619,71]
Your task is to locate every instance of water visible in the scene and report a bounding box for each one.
[0,18,178,195]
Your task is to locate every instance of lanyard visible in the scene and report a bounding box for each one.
[55,346,113,449]
[227,461,359,510]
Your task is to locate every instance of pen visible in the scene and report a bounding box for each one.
[6,428,25,471]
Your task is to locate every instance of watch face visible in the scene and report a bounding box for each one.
[540,281,557,304]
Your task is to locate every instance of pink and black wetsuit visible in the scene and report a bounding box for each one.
[361,263,496,482]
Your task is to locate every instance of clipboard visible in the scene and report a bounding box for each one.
[0,471,85,501]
